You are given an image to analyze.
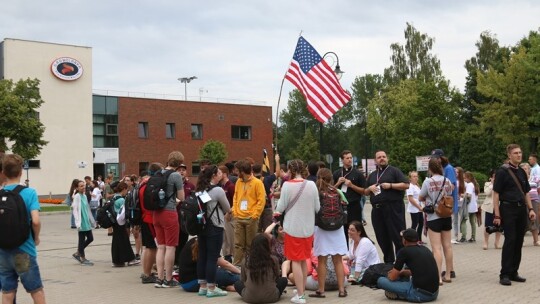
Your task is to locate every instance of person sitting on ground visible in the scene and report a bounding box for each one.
[345,220,380,284]
[377,229,439,302]
[178,237,240,293]
[303,250,350,295]
[234,233,288,303]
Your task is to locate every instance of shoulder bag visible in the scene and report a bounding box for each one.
[434,177,453,218]
[277,180,307,223]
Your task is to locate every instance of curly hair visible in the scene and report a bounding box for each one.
[246,233,278,283]
[316,168,334,193]
[288,159,307,179]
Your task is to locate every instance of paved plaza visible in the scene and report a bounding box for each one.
[12,205,540,304]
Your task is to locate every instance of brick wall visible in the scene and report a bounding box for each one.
[118,97,274,181]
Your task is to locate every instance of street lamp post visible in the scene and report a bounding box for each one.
[320,52,345,161]
[178,76,197,100]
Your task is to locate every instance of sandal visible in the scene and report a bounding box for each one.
[338,290,348,298]
[308,291,325,298]
[442,278,452,283]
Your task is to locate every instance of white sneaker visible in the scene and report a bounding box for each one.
[290,294,306,304]
[451,239,459,244]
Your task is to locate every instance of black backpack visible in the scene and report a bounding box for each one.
[143,169,175,210]
[96,196,120,228]
[315,187,347,231]
[359,263,394,288]
[0,185,30,249]
[126,185,142,225]
[179,185,220,236]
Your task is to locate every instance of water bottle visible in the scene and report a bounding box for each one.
[196,213,203,223]
[158,189,166,204]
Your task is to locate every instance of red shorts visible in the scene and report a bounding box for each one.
[284,233,313,261]
[152,209,179,247]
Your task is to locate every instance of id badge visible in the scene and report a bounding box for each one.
[240,200,248,211]
[341,184,348,193]
[374,185,381,196]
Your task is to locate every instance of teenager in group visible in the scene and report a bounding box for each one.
[309,168,348,298]
[110,181,139,267]
[482,169,502,250]
[89,180,101,226]
[345,220,380,283]
[72,179,96,266]
[66,179,79,229]
[234,233,288,303]
[406,171,424,243]
[463,172,480,242]
[275,159,320,304]
[196,165,231,297]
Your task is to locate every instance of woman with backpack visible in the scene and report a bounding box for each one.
[72,179,96,266]
[309,168,348,298]
[275,159,320,304]
[110,181,139,267]
[234,233,288,303]
[195,165,231,298]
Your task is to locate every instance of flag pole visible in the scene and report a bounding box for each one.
[274,76,286,154]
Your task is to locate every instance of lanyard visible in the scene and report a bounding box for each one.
[376,166,389,184]
[342,167,353,179]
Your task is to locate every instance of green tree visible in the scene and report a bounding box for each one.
[288,128,319,162]
[199,139,228,165]
[0,78,48,159]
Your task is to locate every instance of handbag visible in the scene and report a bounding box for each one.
[434,177,453,218]
[276,180,307,224]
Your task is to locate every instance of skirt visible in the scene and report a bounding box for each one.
[284,233,313,261]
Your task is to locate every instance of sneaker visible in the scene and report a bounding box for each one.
[141,274,156,284]
[468,238,476,243]
[154,279,164,288]
[72,252,82,263]
[206,287,228,297]
[290,294,306,304]
[385,291,399,300]
[135,254,141,261]
[458,237,467,243]
[81,259,94,266]
[128,259,141,266]
[161,279,179,288]
[198,288,208,296]
[451,239,459,244]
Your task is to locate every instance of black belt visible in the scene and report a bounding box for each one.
[372,200,402,208]
[500,201,525,207]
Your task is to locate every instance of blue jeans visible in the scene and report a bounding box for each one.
[197,224,224,284]
[377,277,438,303]
[0,249,43,293]
[183,268,240,292]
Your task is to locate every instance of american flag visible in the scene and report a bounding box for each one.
[285,36,351,123]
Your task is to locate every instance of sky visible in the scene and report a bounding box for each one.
[1,0,539,119]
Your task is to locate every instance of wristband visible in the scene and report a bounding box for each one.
[529,208,534,212]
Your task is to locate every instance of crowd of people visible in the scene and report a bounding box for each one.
[1,143,538,304]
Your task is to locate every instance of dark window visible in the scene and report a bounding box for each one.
[191,162,201,176]
[138,122,149,138]
[231,125,252,140]
[166,123,175,139]
[27,160,40,169]
[191,124,203,140]
[106,124,118,136]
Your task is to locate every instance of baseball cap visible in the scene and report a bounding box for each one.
[431,149,444,158]
[401,228,419,242]
[178,163,187,169]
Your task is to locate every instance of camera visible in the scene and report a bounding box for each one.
[422,205,435,214]
[485,226,504,234]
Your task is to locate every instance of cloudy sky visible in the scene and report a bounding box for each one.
[1,0,539,118]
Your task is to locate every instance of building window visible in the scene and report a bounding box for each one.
[27,160,40,169]
[231,125,252,140]
[191,162,201,176]
[191,124,203,140]
[106,124,118,136]
[166,123,175,139]
[138,122,149,138]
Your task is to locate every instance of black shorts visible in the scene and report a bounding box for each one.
[141,222,157,249]
[427,217,452,233]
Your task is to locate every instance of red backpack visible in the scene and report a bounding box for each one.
[315,187,347,231]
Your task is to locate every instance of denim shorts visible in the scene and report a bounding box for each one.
[0,249,44,293]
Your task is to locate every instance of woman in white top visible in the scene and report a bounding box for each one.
[90,180,102,224]
[463,172,479,242]
[482,169,502,249]
[419,158,454,285]
[345,220,380,284]
[406,171,424,244]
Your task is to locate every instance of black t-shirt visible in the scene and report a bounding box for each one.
[394,245,439,293]
[332,167,366,204]
[178,238,198,283]
[366,165,409,203]
[493,165,531,203]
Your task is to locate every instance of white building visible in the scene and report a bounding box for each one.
[0,38,93,196]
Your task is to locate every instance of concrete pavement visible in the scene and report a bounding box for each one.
[12,205,540,304]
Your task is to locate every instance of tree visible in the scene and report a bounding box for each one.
[383,22,442,84]
[0,78,48,159]
[288,128,319,162]
[199,139,228,165]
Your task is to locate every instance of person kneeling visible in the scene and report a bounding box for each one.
[377,229,439,302]
[234,234,288,303]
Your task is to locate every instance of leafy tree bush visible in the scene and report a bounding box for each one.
[199,140,228,165]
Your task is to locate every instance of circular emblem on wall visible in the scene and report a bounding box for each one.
[51,57,83,81]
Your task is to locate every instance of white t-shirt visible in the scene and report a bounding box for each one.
[406,184,421,213]
[91,187,102,202]
[465,182,477,213]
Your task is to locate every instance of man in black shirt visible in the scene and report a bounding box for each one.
[365,150,409,263]
[377,229,439,302]
[333,150,366,243]
[493,144,536,286]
